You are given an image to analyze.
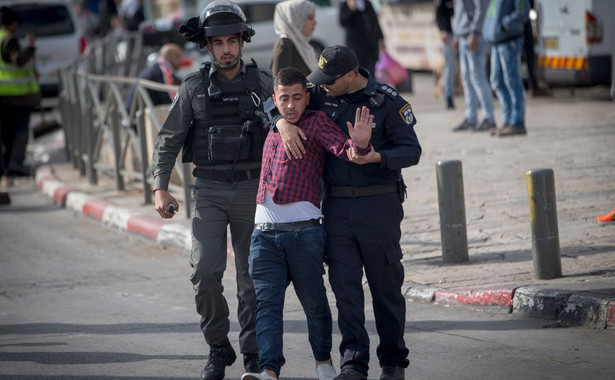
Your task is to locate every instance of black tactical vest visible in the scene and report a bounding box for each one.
[182,61,267,166]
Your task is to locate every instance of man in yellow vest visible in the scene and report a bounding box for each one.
[0,6,40,187]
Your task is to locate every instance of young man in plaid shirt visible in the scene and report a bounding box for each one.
[242,67,373,380]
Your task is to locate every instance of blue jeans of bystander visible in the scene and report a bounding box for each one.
[458,36,495,124]
[249,225,332,376]
[491,36,526,127]
[443,32,458,99]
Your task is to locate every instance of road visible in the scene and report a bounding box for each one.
[1,177,614,379]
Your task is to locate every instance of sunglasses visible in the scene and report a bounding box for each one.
[324,73,346,86]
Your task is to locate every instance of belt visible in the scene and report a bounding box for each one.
[193,167,260,183]
[254,218,322,232]
[327,182,398,197]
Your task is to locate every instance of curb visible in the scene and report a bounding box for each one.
[35,165,192,253]
[36,165,615,330]
[403,284,615,330]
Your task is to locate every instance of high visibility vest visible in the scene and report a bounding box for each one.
[0,29,40,97]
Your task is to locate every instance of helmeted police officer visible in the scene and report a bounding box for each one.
[151,1,274,379]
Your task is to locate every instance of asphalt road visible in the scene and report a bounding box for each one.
[1,178,614,379]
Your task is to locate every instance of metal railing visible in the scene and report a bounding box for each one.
[58,33,193,218]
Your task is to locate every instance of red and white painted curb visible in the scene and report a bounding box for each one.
[404,283,615,329]
[35,165,192,253]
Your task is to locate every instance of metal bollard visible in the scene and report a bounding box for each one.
[436,160,469,263]
[526,169,562,279]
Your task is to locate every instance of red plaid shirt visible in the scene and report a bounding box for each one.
[257,110,371,208]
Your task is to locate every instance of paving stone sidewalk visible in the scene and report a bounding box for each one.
[33,74,615,329]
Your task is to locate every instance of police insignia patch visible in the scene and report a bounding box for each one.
[318,55,327,69]
[399,103,414,125]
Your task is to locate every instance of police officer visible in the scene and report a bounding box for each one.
[276,45,421,380]
[0,6,41,186]
[151,1,273,379]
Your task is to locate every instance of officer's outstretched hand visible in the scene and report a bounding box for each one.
[154,189,179,219]
[347,106,373,148]
[277,118,307,160]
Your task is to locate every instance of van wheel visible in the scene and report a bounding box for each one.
[397,69,413,94]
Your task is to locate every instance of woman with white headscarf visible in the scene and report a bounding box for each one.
[271,0,318,76]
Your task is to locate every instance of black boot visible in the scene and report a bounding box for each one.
[243,353,260,373]
[200,342,237,380]
[446,96,455,109]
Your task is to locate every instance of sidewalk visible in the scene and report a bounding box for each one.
[32,73,615,330]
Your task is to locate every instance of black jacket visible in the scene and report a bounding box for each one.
[435,0,454,33]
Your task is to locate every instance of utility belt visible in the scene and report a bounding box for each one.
[193,167,261,184]
[326,180,407,202]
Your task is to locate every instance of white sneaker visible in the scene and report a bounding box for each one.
[316,363,337,380]
[242,371,277,380]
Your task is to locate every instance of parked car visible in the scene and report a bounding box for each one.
[0,0,86,97]
[141,0,345,71]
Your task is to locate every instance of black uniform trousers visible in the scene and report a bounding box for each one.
[323,191,410,374]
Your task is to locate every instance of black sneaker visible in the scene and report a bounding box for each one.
[446,96,455,109]
[243,353,260,373]
[472,119,496,132]
[380,365,405,380]
[452,119,476,132]
[497,125,527,137]
[333,367,367,380]
[201,343,237,380]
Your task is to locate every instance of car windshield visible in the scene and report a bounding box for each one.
[10,4,75,38]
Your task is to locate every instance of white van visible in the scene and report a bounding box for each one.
[378,0,442,72]
[535,0,614,85]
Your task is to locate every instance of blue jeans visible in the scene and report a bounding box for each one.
[491,37,526,127]
[442,32,458,99]
[458,35,495,124]
[249,226,332,375]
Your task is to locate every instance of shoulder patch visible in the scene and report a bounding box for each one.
[399,103,414,125]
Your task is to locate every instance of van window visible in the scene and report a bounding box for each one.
[11,5,76,38]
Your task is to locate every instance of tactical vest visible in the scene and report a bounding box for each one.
[182,61,267,166]
[0,29,40,97]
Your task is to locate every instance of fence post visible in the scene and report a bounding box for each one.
[436,160,469,263]
[137,96,152,205]
[111,100,125,191]
[526,168,562,279]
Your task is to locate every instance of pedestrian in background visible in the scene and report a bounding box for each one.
[125,43,183,113]
[339,0,384,77]
[151,1,273,379]
[270,0,318,77]
[275,45,421,380]
[0,6,41,187]
[435,0,457,109]
[242,66,373,380]
[483,0,529,137]
[451,0,496,132]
